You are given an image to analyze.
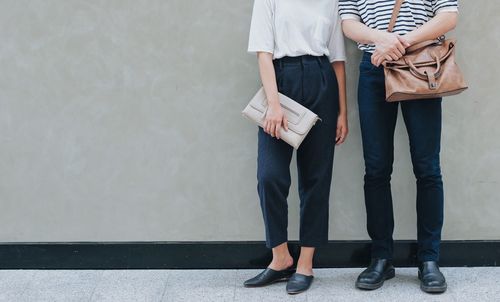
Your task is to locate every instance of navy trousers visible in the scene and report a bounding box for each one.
[257,55,339,249]
[358,52,444,262]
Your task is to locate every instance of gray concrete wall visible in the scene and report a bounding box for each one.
[0,0,498,242]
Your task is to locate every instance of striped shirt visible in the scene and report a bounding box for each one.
[339,0,458,52]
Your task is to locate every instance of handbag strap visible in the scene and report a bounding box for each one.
[387,0,404,33]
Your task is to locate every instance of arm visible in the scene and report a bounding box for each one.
[371,13,457,65]
[378,12,457,64]
[248,0,287,139]
[403,12,458,46]
[328,4,348,145]
[331,61,348,145]
[257,52,279,107]
[257,52,288,139]
[341,19,383,45]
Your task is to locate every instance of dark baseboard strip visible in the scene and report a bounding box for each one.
[0,240,499,269]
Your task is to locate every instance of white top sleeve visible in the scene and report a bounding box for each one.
[248,0,274,54]
[328,3,346,63]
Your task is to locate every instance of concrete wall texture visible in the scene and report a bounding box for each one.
[0,0,498,242]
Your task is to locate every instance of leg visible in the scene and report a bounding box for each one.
[295,56,338,250]
[257,127,294,250]
[289,113,334,293]
[357,62,399,260]
[401,98,448,294]
[293,120,336,276]
[296,247,315,276]
[296,120,336,249]
[244,58,299,288]
[293,56,337,279]
[269,242,294,271]
[355,57,398,291]
[257,128,295,271]
[401,99,444,262]
[244,123,296,288]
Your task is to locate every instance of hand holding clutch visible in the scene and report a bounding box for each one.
[242,87,321,149]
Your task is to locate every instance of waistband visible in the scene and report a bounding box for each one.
[274,55,329,68]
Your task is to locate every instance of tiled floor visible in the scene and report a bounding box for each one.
[0,267,498,302]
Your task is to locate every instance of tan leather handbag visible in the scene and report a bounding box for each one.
[383,0,468,102]
[242,87,320,149]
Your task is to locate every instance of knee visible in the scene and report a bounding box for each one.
[364,164,393,185]
[258,170,288,189]
[413,160,442,183]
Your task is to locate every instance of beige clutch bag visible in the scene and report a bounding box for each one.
[242,87,321,149]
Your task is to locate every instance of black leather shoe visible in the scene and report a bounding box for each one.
[355,258,395,290]
[418,261,447,293]
[286,273,314,295]
[244,268,295,288]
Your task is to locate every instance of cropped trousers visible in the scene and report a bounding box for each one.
[257,55,339,248]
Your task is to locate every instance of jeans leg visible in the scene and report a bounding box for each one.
[358,61,399,260]
[401,99,444,262]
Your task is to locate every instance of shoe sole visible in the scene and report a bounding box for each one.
[355,268,395,290]
[287,287,310,295]
[287,282,313,295]
[244,277,291,288]
[420,284,447,294]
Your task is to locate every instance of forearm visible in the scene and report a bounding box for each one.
[404,12,458,46]
[332,61,347,115]
[257,52,279,106]
[342,19,382,45]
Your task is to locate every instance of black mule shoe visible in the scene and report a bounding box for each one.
[286,273,314,295]
[244,268,295,288]
[418,261,447,294]
[355,258,395,290]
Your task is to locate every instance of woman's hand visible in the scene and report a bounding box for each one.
[336,113,348,145]
[263,103,288,139]
[372,32,410,66]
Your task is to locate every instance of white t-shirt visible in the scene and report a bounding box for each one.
[248,0,346,63]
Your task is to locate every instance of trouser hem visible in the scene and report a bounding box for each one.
[266,239,288,249]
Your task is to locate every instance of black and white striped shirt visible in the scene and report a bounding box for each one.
[339,0,458,52]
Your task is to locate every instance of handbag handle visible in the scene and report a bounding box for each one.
[406,54,442,80]
[405,54,442,90]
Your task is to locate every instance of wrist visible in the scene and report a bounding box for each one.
[403,33,416,46]
[370,29,385,45]
[268,100,280,108]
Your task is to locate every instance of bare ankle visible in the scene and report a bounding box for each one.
[269,255,293,270]
[296,265,313,276]
[296,247,315,276]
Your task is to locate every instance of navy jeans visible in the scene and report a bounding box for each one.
[358,52,444,262]
[257,55,339,248]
